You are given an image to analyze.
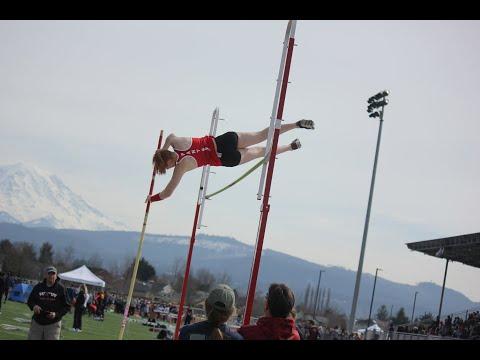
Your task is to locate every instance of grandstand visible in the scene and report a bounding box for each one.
[402,232,480,339]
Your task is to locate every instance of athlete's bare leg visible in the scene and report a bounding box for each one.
[238,140,301,165]
[236,120,313,149]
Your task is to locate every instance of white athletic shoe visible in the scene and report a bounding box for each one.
[291,138,301,150]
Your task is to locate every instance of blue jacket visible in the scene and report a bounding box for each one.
[179,320,243,340]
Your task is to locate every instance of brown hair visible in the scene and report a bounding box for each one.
[152,149,176,175]
[266,283,295,318]
[205,300,235,340]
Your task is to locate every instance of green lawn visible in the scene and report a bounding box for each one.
[0,300,174,340]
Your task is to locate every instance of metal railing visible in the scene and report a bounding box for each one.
[381,331,459,340]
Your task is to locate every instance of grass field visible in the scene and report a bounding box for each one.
[0,300,174,340]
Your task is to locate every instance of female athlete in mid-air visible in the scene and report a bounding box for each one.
[146,119,315,202]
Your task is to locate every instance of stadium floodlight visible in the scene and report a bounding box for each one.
[368,100,389,112]
[367,90,389,103]
[348,90,390,334]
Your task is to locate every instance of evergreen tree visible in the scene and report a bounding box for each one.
[393,307,409,325]
[38,242,54,265]
[419,312,434,323]
[127,257,156,282]
[139,257,156,282]
[0,239,17,273]
[376,304,389,321]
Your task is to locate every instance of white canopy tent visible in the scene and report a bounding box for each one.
[58,265,105,287]
[357,323,384,334]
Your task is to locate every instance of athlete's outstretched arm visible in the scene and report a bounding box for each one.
[161,133,176,151]
[146,166,185,202]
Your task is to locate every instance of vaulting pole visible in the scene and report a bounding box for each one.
[118,130,163,340]
[243,20,297,325]
[173,108,220,340]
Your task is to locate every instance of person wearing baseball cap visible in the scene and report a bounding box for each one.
[27,265,71,340]
[179,284,243,340]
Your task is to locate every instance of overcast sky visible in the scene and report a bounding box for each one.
[1,20,479,302]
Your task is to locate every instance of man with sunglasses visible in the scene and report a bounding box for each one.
[27,266,71,340]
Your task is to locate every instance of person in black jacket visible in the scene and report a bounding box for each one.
[3,272,14,304]
[27,266,71,340]
[0,272,5,314]
[72,284,88,332]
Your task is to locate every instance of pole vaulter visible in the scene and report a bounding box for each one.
[243,20,298,325]
[118,130,163,340]
[173,108,220,340]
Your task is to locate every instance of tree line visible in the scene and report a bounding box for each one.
[0,238,272,317]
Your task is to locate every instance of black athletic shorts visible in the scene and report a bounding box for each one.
[214,132,241,167]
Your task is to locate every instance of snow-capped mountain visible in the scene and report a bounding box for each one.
[0,163,127,231]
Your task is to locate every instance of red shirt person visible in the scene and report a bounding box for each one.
[238,283,300,340]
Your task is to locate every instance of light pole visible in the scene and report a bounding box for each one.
[348,90,390,334]
[312,270,325,321]
[365,267,382,340]
[411,291,419,325]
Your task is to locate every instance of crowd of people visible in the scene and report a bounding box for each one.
[295,320,354,340]
[394,311,480,340]
[4,266,480,341]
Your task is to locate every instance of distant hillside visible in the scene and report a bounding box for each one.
[1,222,478,318]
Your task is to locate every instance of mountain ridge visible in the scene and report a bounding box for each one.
[1,222,478,319]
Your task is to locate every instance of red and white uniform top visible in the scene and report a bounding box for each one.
[174,135,222,167]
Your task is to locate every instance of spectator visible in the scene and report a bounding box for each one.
[4,272,14,303]
[237,283,300,340]
[27,266,71,340]
[157,324,172,340]
[95,291,106,320]
[184,308,193,325]
[157,328,169,340]
[307,324,319,340]
[179,284,242,340]
[388,322,394,340]
[0,272,5,314]
[72,284,88,332]
[236,313,242,326]
[291,310,305,340]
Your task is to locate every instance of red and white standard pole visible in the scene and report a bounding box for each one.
[243,20,297,325]
[118,130,163,340]
[173,108,220,340]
